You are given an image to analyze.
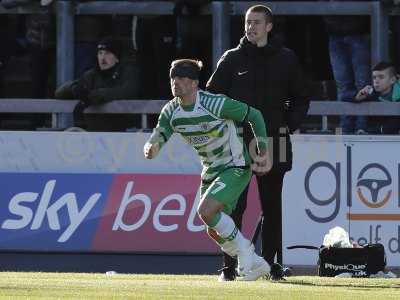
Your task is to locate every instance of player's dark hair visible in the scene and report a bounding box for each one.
[170,59,203,80]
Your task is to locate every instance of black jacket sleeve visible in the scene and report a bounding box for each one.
[54,80,73,99]
[206,51,233,94]
[54,71,93,101]
[87,63,140,104]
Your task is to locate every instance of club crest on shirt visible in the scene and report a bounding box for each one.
[199,122,210,132]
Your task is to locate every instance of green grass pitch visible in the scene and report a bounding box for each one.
[0,272,399,299]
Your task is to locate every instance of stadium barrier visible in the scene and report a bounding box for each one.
[308,101,400,132]
[1,99,400,130]
[0,99,79,129]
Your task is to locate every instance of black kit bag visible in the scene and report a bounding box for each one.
[318,243,386,277]
[287,243,386,277]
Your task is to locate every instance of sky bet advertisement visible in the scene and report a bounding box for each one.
[0,130,260,254]
[0,173,261,253]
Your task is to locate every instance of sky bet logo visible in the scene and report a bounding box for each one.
[1,180,101,242]
[0,173,111,250]
[0,173,209,253]
[304,146,399,223]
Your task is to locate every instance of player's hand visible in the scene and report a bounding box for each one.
[143,142,160,159]
[355,85,373,101]
[251,150,272,176]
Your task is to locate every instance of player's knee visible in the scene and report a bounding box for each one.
[197,202,211,223]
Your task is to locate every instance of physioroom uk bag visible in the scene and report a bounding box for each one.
[287,243,386,277]
[318,243,386,277]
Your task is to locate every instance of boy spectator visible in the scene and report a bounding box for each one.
[355,61,400,134]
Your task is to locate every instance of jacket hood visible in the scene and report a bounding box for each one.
[238,35,283,57]
[392,80,400,102]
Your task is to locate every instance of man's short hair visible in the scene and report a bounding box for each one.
[372,61,397,78]
[246,5,273,24]
[170,59,203,80]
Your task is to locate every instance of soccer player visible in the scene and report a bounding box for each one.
[144,59,275,281]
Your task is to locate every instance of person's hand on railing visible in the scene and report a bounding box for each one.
[71,82,89,101]
[88,89,107,105]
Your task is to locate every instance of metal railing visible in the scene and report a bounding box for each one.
[308,101,400,131]
[1,99,399,131]
[0,99,79,128]
[84,99,168,129]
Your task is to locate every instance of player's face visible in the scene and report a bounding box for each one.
[372,69,396,94]
[170,76,196,98]
[245,12,272,45]
[97,50,119,70]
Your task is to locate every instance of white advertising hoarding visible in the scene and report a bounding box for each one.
[0,131,201,174]
[284,135,400,266]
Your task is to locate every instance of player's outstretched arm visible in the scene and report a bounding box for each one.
[245,107,272,176]
[218,97,271,175]
[143,102,175,159]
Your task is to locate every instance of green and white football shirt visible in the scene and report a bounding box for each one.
[148,90,267,182]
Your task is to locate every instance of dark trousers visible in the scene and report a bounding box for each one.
[222,169,287,270]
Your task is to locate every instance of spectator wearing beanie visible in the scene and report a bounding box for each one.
[55,37,141,131]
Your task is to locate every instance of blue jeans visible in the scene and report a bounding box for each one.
[329,34,371,133]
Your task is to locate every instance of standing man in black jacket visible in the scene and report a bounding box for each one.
[206,4,309,281]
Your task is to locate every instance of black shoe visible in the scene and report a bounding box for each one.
[218,267,236,282]
[282,266,292,277]
[269,263,285,281]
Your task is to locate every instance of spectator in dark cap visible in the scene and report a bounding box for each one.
[55,37,140,131]
[96,37,121,71]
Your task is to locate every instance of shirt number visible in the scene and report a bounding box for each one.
[211,181,226,195]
